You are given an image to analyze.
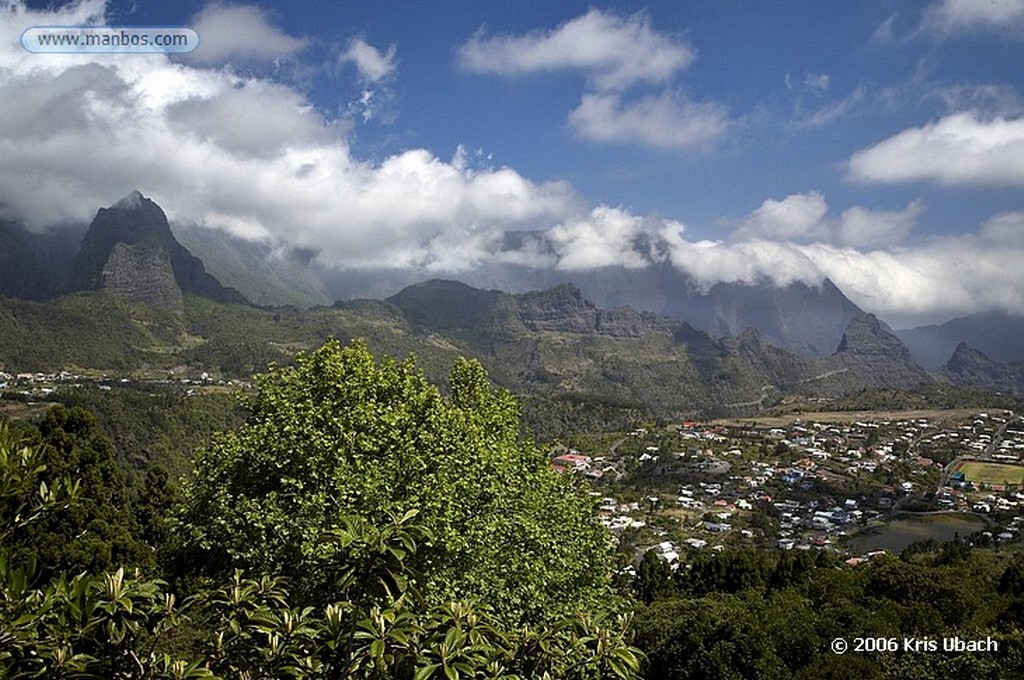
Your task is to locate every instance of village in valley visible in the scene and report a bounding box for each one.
[553,409,1024,574]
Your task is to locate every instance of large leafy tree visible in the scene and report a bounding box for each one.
[171,340,616,624]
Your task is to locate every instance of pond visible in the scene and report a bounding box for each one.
[845,513,987,554]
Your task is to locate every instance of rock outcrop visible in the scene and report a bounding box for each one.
[71,191,245,305]
[99,242,183,307]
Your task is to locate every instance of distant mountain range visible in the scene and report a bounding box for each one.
[0,218,80,300]
[897,312,1024,368]
[0,192,1021,407]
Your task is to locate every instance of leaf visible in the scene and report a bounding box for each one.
[414,664,441,680]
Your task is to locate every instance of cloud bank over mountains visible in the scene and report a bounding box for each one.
[0,1,1022,326]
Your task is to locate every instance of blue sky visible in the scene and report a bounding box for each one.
[2,0,1023,326]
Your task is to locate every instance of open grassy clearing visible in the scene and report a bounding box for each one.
[955,459,1024,486]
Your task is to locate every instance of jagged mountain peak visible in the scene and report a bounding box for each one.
[823,312,931,390]
[71,193,245,305]
[835,312,910,358]
[897,311,1024,369]
[947,341,992,370]
[111,190,148,210]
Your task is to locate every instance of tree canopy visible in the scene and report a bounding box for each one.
[171,339,616,624]
[5,405,152,576]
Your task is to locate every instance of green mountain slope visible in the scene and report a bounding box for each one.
[0,280,959,420]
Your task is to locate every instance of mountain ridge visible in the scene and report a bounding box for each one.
[386,278,938,413]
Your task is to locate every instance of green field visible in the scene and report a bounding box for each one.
[955,460,1024,486]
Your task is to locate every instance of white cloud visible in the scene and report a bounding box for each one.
[834,201,924,249]
[653,223,1024,323]
[2,2,1020,325]
[802,238,1024,324]
[734,192,829,242]
[732,192,922,249]
[847,112,1024,186]
[338,38,398,124]
[188,4,309,65]
[457,9,728,153]
[926,83,1023,118]
[659,228,823,290]
[786,72,830,94]
[980,211,1024,243]
[546,206,653,271]
[568,91,727,149]
[165,79,340,158]
[793,85,868,130]
[921,0,1024,35]
[655,196,1024,322]
[341,37,397,83]
[0,1,576,265]
[457,8,693,92]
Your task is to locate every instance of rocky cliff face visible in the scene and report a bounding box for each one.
[473,262,866,357]
[835,313,912,360]
[99,243,183,307]
[173,222,330,307]
[72,191,245,305]
[514,283,680,337]
[391,280,688,338]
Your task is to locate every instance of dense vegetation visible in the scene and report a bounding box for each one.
[632,544,1024,678]
[771,384,1021,416]
[0,341,642,678]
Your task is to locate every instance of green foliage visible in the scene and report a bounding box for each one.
[518,393,649,443]
[632,545,1024,678]
[635,551,675,605]
[635,595,791,679]
[172,340,617,624]
[0,438,643,678]
[0,294,157,372]
[7,406,153,576]
[54,383,244,479]
[678,549,774,597]
[0,420,79,546]
[826,385,1020,413]
[0,562,644,679]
